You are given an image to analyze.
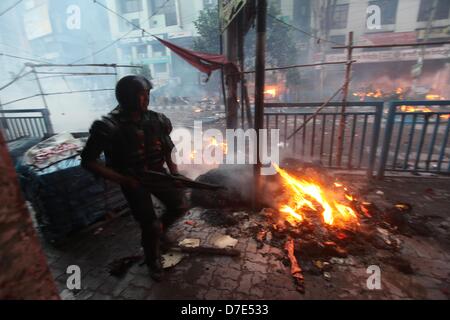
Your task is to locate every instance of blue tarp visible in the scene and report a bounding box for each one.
[17,152,127,243]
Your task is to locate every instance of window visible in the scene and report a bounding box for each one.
[154,63,167,73]
[131,19,140,30]
[331,4,349,29]
[137,45,148,58]
[368,0,398,25]
[152,43,166,57]
[121,47,132,61]
[327,35,346,52]
[150,0,178,26]
[120,0,143,14]
[203,0,216,9]
[418,0,450,21]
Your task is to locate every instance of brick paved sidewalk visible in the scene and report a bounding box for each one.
[40,176,450,300]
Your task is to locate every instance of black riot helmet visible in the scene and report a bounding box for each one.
[115,75,153,112]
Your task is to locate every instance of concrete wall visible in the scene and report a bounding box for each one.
[0,132,59,300]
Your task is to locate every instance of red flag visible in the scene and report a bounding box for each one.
[154,36,238,79]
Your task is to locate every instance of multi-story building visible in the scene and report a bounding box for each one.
[309,0,450,99]
[105,0,214,87]
[21,0,114,64]
[272,0,450,100]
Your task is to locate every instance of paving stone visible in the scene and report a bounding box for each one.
[203,288,228,300]
[243,260,267,274]
[426,288,448,300]
[120,286,149,300]
[89,292,114,300]
[214,266,241,281]
[74,289,94,300]
[211,275,238,291]
[246,252,266,264]
[129,274,155,289]
[246,240,259,254]
[236,273,253,294]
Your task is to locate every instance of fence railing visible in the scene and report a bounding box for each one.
[264,102,383,177]
[0,108,53,142]
[377,100,450,178]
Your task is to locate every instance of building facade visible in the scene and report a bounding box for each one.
[105,0,214,88]
[21,0,114,64]
[276,0,450,100]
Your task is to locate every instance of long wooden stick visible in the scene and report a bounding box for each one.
[286,84,344,140]
[285,237,304,293]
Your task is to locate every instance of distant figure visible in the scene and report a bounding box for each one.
[80,75,186,281]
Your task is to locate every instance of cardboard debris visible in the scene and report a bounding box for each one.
[211,234,238,249]
[179,238,201,248]
[162,251,187,269]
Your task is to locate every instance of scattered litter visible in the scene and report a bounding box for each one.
[314,260,324,270]
[93,227,104,235]
[330,257,345,265]
[323,272,332,281]
[394,203,412,212]
[233,211,249,219]
[162,251,187,269]
[211,234,238,249]
[179,238,200,248]
[185,220,196,226]
[376,190,384,195]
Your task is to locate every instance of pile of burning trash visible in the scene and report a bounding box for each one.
[192,161,424,293]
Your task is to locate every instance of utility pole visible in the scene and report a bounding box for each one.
[411,0,438,93]
[31,66,54,134]
[224,19,239,129]
[253,0,267,209]
[238,12,245,129]
[336,31,353,167]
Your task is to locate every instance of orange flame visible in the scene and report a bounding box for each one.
[273,164,358,227]
[264,88,277,97]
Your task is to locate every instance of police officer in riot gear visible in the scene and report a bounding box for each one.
[81,75,186,281]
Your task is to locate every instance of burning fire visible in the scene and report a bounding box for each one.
[400,105,432,113]
[208,137,228,155]
[274,164,358,228]
[264,87,277,98]
[426,94,445,101]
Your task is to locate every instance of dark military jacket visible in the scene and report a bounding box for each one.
[81,106,175,176]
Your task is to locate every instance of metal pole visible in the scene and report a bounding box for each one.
[253,0,267,210]
[32,66,54,134]
[219,7,228,114]
[238,12,245,129]
[225,21,239,129]
[336,31,353,167]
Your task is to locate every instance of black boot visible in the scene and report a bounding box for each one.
[147,256,163,282]
[160,233,177,253]
[142,220,164,281]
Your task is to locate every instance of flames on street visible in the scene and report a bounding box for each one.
[273,164,359,229]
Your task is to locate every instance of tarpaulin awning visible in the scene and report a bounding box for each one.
[154,36,239,79]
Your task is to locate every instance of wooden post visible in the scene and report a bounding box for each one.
[336,31,353,167]
[253,0,267,210]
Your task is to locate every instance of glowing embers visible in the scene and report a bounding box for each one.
[273,164,359,229]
